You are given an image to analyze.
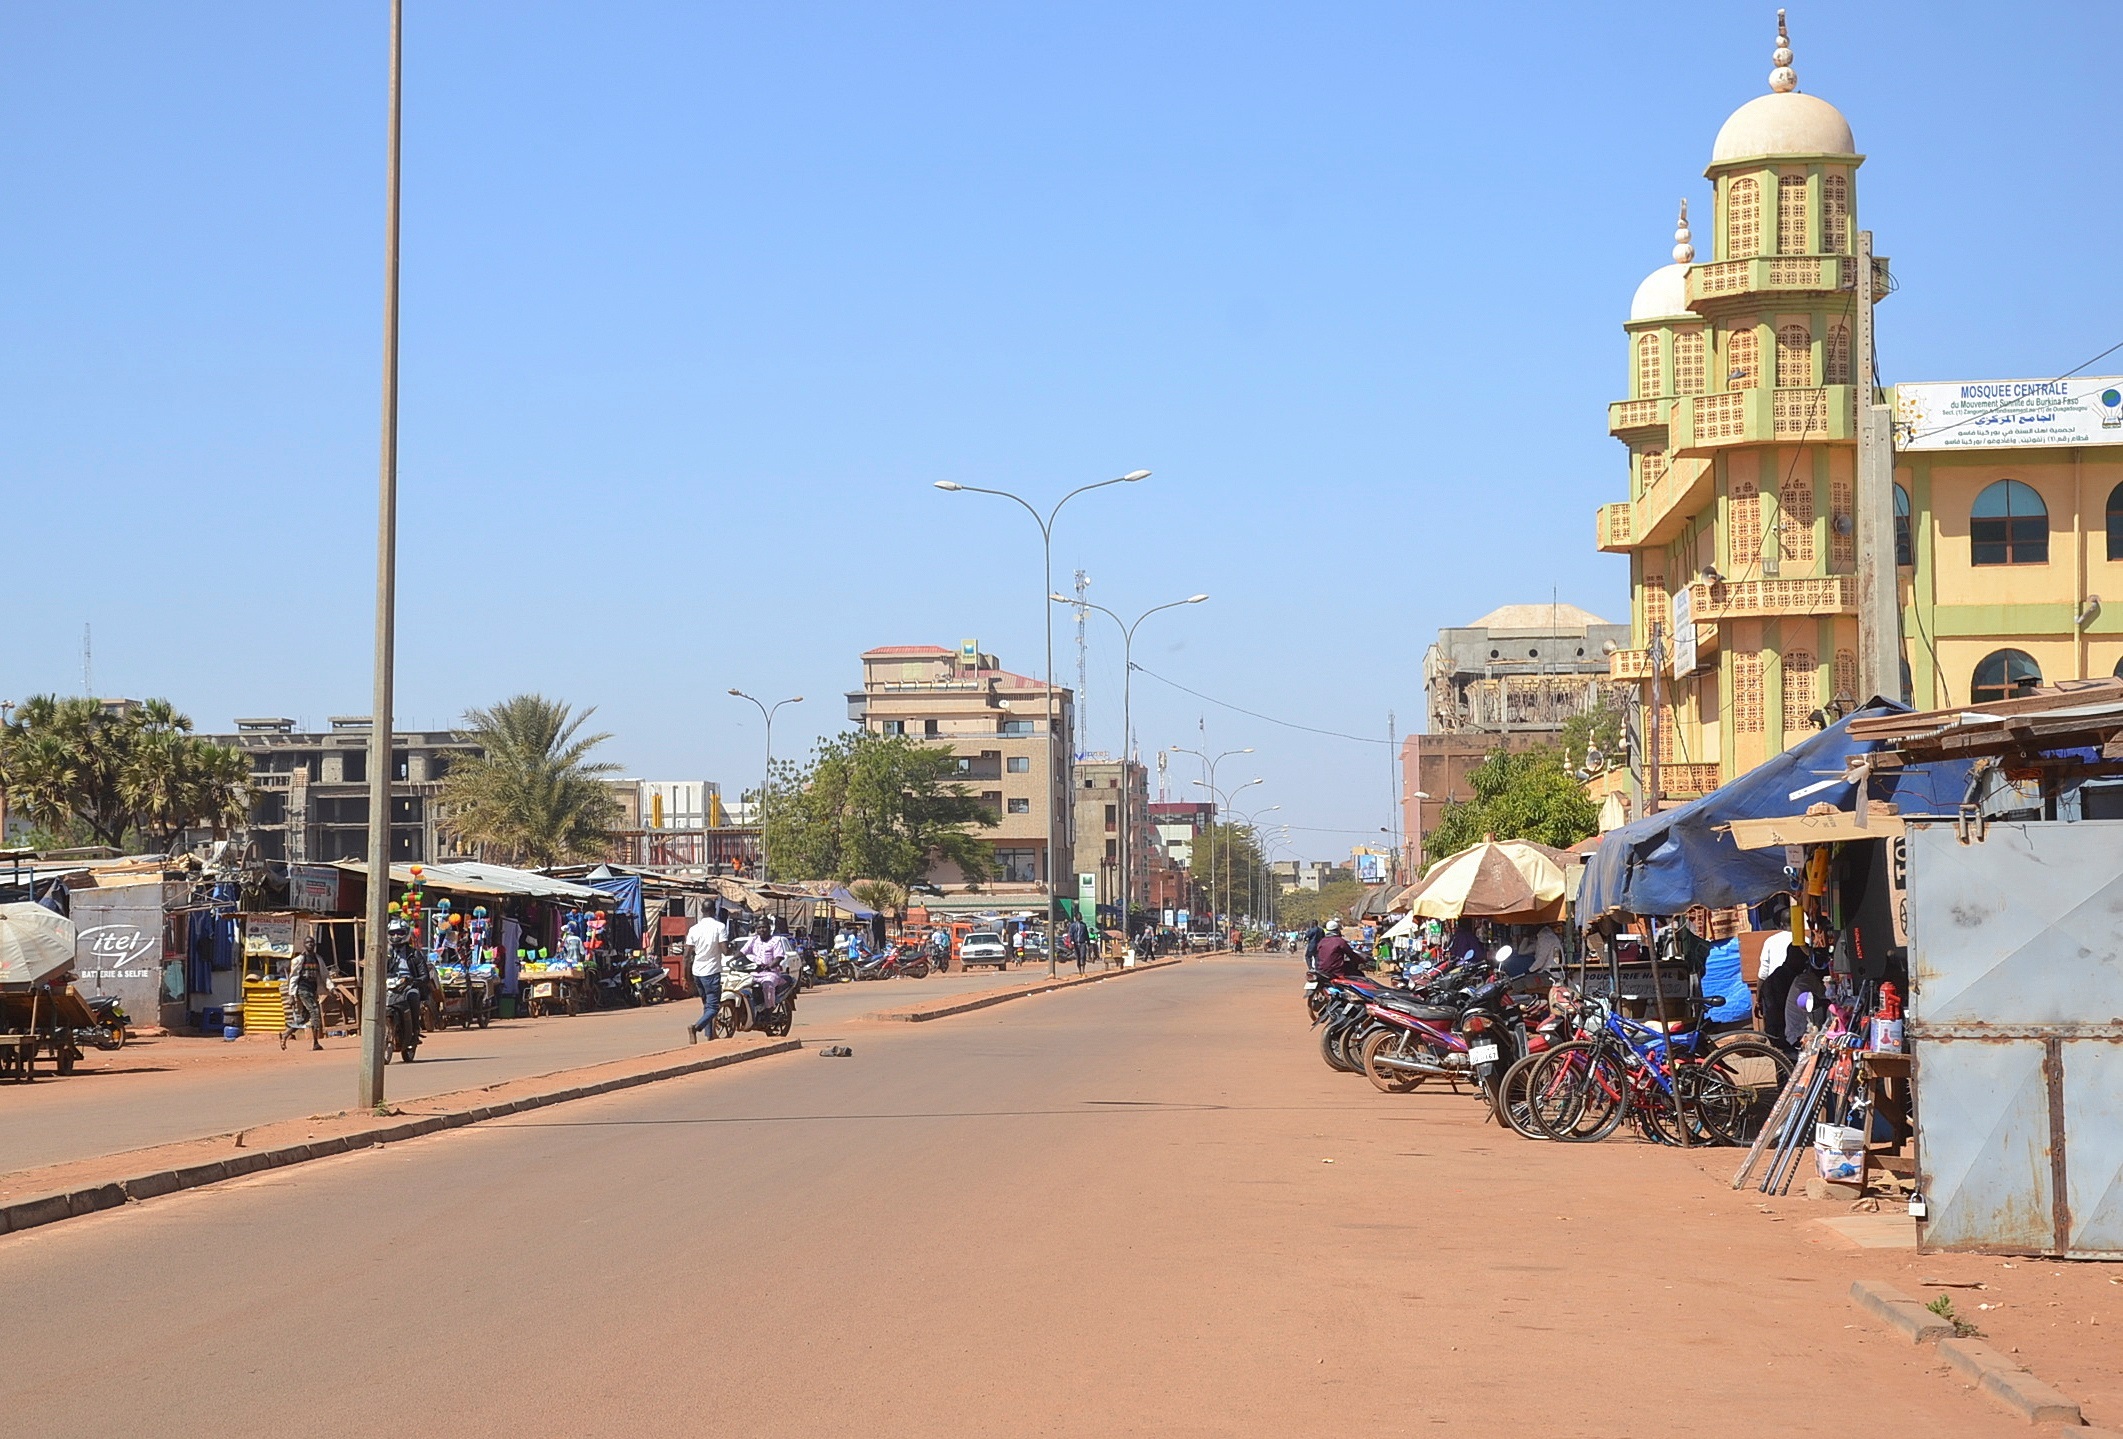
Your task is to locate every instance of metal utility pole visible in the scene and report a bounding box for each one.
[1853,229,1904,704]
[729,690,802,881]
[1073,570,1090,755]
[1386,710,1398,885]
[359,0,405,1110]
[1646,621,1666,817]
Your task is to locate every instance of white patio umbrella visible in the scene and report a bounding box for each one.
[0,902,78,986]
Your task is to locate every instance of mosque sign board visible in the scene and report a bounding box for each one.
[1669,587,1698,679]
[1893,377,2123,452]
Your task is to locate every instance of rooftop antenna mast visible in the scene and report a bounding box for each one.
[1073,569,1090,758]
[82,624,92,697]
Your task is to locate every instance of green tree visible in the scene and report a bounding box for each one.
[763,732,999,888]
[1422,744,1599,868]
[437,695,622,867]
[0,696,249,852]
[1192,821,1273,922]
[1276,878,1367,930]
[1560,694,1628,775]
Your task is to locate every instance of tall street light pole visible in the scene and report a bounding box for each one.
[937,471,1149,977]
[1170,745,1252,935]
[728,690,802,882]
[359,0,405,1111]
[1049,592,1208,952]
[1233,803,1281,925]
[1192,775,1263,940]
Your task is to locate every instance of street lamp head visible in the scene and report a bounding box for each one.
[1240,747,1255,754]
[934,481,963,492]
[1185,594,1208,604]
[789,696,805,704]
[727,688,744,697]
[1048,592,1072,603]
[1121,470,1151,482]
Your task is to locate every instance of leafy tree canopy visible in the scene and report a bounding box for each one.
[437,695,621,867]
[0,696,248,852]
[1275,878,1368,930]
[1422,744,1599,869]
[763,732,998,889]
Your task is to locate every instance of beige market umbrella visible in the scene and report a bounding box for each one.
[0,902,78,986]
[1399,840,1568,923]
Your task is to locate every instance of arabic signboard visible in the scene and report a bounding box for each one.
[1670,585,1697,679]
[1893,376,2123,452]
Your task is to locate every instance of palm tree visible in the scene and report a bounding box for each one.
[437,695,621,867]
[0,695,248,852]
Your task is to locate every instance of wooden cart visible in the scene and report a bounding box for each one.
[436,967,498,1029]
[517,969,585,1018]
[0,984,97,1081]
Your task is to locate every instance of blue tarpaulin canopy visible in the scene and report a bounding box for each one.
[1576,700,1972,920]
[582,871,644,928]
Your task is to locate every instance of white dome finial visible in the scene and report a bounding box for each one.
[1769,9,1798,93]
[1672,200,1695,264]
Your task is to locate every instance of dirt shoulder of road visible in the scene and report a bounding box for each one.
[0,1033,801,1234]
[861,957,1184,1020]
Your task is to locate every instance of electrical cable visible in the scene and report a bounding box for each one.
[1127,663,1393,746]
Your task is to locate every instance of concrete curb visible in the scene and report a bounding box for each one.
[864,959,1185,1023]
[0,1039,801,1240]
[1847,1279,1954,1344]
[1849,1283,2095,1430]
[1938,1338,2084,1426]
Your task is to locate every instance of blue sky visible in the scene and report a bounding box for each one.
[4,2,2115,857]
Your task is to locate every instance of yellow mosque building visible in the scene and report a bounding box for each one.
[1594,13,2123,807]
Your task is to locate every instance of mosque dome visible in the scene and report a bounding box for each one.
[1709,12,1855,165]
[1629,264,1690,322]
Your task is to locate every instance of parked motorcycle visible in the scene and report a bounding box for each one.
[852,944,929,981]
[712,958,798,1038]
[85,993,130,1051]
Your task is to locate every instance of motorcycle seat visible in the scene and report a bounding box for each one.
[1372,992,1458,1022]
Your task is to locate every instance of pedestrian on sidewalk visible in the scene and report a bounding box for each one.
[279,935,328,1051]
[685,906,730,1043]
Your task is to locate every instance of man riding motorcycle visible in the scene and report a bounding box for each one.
[384,918,430,1061]
[1311,919,1363,982]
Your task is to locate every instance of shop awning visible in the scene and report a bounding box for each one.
[1575,699,1973,920]
[330,861,613,905]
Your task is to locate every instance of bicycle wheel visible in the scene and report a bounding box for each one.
[1634,1066,1724,1146]
[1528,1042,1628,1143]
[1495,1050,1548,1139]
[1691,1039,1794,1146]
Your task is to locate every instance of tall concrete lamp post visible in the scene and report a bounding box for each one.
[1233,803,1281,925]
[359,0,405,1111]
[1169,745,1252,936]
[728,690,802,882]
[1048,592,1208,951]
[936,471,1150,977]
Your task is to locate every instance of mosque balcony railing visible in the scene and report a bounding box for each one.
[1608,648,1654,682]
[1686,255,1850,306]
[1595,502,1635,553]
[1607,397,1668,438]
[1660,763,1722,797]
[1686,574,1857,620]
[1671,386,1856,451]
[1633,454,1716,547]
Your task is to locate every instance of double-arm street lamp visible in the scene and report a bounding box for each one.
[937,471,1149,976]
[1169,745,1252,934]
[1190,772,1263,934]
[1233,803,1282,925]
[728,689,802,882]
[1047,592,1208,951]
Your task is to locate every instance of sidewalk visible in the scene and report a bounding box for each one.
[0,962,1113,1176]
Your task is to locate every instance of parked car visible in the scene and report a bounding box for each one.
[959,930,1010,969]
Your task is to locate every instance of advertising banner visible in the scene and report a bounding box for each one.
[1893,377,2123,451]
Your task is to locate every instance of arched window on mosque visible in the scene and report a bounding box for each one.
[1825,322,1851,386]
[1777,324,1812,387]
[1673,330,1705,394]
[1971,479,2048,566]
[1777,175,1808,254]
[1635,333,1663,399]
[1783,650,1817,727]
[2105,482,2123,561]
[1834,650,1858,710]
[1894,483,1914,567]
[1729,476,1761,571]
[1727,177,1761,258]
[1734,652,1766,734]
[1727,327,1760,390]
[1780,475,1816,564]
[1971,649,2042,705]
[1822,173,1850,254]
[1830,476,1854,570]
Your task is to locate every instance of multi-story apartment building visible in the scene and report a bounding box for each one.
[1070,757,1153,919]
[206,717,481,864]
[1594,19,2123,804]
[847,641,1074,907]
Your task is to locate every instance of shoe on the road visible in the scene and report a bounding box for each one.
[686,1025,698,1045]
[279,1030,288,1051]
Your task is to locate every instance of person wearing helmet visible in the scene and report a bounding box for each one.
[1312,918,1361,981]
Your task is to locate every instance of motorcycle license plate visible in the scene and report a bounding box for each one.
[1467,1042,1501,1066]
[1303,981,1318,992]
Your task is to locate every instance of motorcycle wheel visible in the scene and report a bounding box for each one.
[105,1021,128,1051]
[1319,1022,1355,1073]
[1359,1027,1427,1094]
[1495,1052,1550,1139]
[904,959,929,979]
[401,1038,418,1063]
[710,1000,739,1040]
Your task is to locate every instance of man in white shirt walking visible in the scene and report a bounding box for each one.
[685,906,730,1043]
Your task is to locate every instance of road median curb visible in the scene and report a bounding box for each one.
[0,1038,801,1240]
[1849,1282,2094,1429]
[864,959,1185,1023]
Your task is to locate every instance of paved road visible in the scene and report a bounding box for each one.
[0,957,2039,1437]
[0,961,1077,1174]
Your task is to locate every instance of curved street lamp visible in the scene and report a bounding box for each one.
[936,471,1149,974]
[729,689,803,881]
[1048,591,1207,948]
[1170,744,1252,933]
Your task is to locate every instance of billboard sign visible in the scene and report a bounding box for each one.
[1670,585,1697,678]
[1893,377,2123,452]
[290,863,341,913]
